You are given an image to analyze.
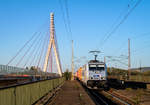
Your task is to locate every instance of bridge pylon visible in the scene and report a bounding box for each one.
[43,13,62,76]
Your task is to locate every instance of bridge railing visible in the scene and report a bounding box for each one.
[0,65,59,77]
[0,65,28,75]
[0,77,65,105]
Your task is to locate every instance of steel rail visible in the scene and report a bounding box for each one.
[90,90,109,105]
[101,90,131,105]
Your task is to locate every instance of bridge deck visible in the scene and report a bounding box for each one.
[48,80,95,105]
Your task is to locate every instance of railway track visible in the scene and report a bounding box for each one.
[88,89,131,105]
[101,90,131,105]
[81,82,116,105]
[80,81,131,105]
[88,89,115,105]
[105,89,135,105]
[36,80,132,105]
[91,91,108,105]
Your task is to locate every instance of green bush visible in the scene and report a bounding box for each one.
[64,69,72,80]
[107,67,127,76]
[143,71,150,76]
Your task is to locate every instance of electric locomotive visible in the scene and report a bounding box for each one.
[87,59,107,88]
[76,51,108,89]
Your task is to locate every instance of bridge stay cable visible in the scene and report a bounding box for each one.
[28,32,46,68]
[41,33,50,71]
[6,17,49,66]
[54,31,62,71]
[35,32,48,64]
[16,32,42,67]
[37,31,50,69]
[6,13,62,76]
[23,31,49,69]
[34,33,49,70]
[6,32,38,66]
[22,32,45,68]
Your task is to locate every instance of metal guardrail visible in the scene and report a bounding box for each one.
[0,65,28,75]
[0,65,59,77]
[0,77,65,105]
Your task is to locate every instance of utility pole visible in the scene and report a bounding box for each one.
[104,56,106,63]
[71,40,74,80]
[139,60,143,81]
[139,60,142,72]
[128,38,131,80]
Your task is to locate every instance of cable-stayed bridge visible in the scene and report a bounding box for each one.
[0,13,62,78]
[0,13,66,105]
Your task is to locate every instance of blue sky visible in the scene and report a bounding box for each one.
[0,0,150,72]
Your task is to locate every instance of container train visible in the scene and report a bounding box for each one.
[75,54,109,90]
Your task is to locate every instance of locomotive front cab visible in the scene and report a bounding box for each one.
[87,61,107,88]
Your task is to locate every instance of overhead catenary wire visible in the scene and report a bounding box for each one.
[132,32,150,39]
[132,44,150,54]
[99,0,143,69]
[112,32,150,56]
[111,32,150,60]
[58,0,70,39]
[112,40,127,56]
[64,0,73,39]
[58,0,73,73]
[96,0,132,49]
[108,57,128,67]
[99,0,142,49]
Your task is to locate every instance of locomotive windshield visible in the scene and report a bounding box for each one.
[97,64,104,70]
[89,64,104,71]
[89,64,96,70]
